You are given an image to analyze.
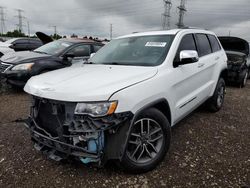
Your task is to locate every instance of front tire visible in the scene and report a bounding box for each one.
[207,78,226,112]
[121,108,171,173]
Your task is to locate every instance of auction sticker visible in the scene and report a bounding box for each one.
[145,42,167,47]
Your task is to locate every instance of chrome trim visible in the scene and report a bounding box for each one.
[0,62,13,73]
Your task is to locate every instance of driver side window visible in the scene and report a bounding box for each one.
[175,34,197,62]
[68,45,90,57]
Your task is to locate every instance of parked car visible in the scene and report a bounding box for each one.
[0,37,43,57]
[23,29,227,173]
[0,38,104,88]
[218,36,250,87]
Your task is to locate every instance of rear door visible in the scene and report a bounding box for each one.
[66,44,91,63]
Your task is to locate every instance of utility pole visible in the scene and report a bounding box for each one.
[176,0,187,28]
[0,6,6,36]
[15,9,25,33]
[110,24,113,40]
[162,0,172,30]
[27,21,30,37]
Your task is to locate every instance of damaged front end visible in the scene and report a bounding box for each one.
[24,97,133,166]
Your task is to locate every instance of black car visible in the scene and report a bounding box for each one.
[0,38,104,88]
[218,36,250,87]
[0,38,43,57]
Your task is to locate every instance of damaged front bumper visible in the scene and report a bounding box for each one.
[24,97,133,165]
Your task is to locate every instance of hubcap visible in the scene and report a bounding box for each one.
[126,118,164,164]
[217,86,225,107]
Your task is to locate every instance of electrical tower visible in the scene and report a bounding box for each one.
[15,9,25,33]
[176,0,187,28]
[162,0,172,30]
[110,24,113,40]
[0,6,6,35]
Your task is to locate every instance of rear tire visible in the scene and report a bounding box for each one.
[207,78,225,112]
[120,108,171,174]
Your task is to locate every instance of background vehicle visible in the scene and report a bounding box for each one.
[23,29,227,173]
[0,38,43,57]
[218,36,250,87]
[0,38,104,88]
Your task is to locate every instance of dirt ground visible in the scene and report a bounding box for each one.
[0,83,249,188]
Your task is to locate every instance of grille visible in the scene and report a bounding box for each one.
[0,62,12,73]
[35,100,66,137]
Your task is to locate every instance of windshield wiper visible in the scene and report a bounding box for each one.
[34,51,49,55]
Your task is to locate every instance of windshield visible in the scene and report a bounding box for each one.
[90,35,174,66]
[34,40,73,55]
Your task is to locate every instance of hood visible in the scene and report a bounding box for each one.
[0,41,12,48]
[218,36,249,55]
[0,51,51,65]
[24,64,158,102]
[36,32,53,44]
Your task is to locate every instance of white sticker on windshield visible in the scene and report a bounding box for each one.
[145,42,167,47]
[61,43,70,47]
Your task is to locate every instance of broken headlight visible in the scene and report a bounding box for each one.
[74,101,118,117]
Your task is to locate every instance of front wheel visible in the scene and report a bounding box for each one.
[121,108,171,173]
[207,78,226,112]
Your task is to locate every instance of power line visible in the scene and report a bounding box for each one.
[0,6,6,35]
[15,9,25,33]
[176,0,187,28]
[162,0,172,30]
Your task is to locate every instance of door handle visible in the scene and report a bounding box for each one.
[198,63,205,68]
[215,57,220,61]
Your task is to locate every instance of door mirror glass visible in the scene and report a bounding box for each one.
[179,50,199,65]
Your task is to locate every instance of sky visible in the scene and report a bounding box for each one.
[0,0,250,41]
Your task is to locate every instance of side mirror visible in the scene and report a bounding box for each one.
[90,53,96,58]
[63,52,75,59]
[179,50,199,65]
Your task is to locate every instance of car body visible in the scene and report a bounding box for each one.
[23,29,227,173]
[0,38,43,57]
[218,36,250,87]
[0,38,104,88]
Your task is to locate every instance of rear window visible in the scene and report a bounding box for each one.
[208,35,221,52]
[196,34,212,57]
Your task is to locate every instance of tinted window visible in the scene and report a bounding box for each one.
[94,45,102,52]
[175,34,197,62]
[196,34,212,57]
[68,45,90,57]
[15,39,29,44]
[208,35,221,52]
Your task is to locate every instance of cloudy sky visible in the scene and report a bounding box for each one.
[0,0,250,41]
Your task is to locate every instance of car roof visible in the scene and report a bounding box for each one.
[58,38,103,45]
[117,28,216,39]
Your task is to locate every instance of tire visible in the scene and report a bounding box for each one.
[120,108,171,173]
[240,70,248,88]
[207,78,226,112]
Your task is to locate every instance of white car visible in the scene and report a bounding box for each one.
[24,29,228,173]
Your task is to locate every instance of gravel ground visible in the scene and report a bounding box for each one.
[0,83,249,188]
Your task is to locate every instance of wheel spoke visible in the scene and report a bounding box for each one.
[149,128,162,136]
[147,119,150,134]
[131,143,141,158]
[128,140,138,145]
[140,120,144,135]
[149,134,163,142]
[145,144,152,158]
[147,141,157,153]
[131,133,141,138]
[137,145,145,161]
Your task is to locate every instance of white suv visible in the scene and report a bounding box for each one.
[24,29,228,173]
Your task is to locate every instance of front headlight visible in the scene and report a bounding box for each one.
[11,63,34,71]
[74,101,118,117]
